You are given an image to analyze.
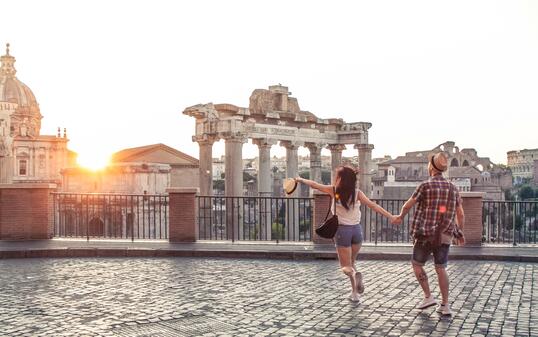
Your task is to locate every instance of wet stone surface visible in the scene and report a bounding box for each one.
[0,257,536,336]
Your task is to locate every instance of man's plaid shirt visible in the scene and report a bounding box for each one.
[410,174,462,239]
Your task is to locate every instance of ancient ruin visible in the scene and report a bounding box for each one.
[183,84,374,197]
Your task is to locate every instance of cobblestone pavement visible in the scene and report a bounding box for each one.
[0,258,536,337]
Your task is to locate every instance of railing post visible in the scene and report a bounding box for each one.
[0,183,57,240]
[167,188,198,242]
[461,192,485,246]
[512,200,517,247]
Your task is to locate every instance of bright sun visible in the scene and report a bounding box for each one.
[77,152,111,171]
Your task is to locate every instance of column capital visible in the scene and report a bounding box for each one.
[305,142,324,152]
[194,135,217,145]
[252,138,276,148]
[280,140,303,150]
[354,143,374,151]
[327,144,346,152]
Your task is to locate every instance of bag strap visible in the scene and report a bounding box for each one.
[322,186,337,222]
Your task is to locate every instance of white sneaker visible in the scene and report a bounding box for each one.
[348,292,360,302]
[436,303,452,316]
[417,296,437,309]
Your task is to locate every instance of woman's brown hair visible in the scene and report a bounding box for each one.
[334,166,359,210]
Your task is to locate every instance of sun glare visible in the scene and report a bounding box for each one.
[77,153,110,171]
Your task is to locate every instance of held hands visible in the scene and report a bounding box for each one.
[390,215,403,225]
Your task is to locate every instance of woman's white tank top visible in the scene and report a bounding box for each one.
[333,190,361,225]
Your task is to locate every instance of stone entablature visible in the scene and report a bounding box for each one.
[183,85,375,198]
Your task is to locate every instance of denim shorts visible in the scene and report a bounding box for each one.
[334,224,363,247]
[412,241,450,268]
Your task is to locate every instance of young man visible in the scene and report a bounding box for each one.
[395,152,465,316]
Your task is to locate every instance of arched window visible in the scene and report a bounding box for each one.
[462,160,469,167]
[450,158,459,167]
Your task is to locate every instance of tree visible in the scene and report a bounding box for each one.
[243,172,255,182]
[213,179,225,193]
[518,185,535,200]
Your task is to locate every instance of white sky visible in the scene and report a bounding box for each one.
[1,0,537,167]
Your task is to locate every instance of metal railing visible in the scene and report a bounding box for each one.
[482,200,538,245]
[361,199,414,244]
[196,196,313,242]
[53,193,169,241]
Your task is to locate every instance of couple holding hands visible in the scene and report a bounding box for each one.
[294,152,465,316]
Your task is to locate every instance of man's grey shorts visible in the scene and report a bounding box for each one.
[412,240,450,268]
[334,224,363,247]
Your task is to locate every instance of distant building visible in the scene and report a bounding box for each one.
[374,141,511,200]
[62,143,199,194]
[212,156,225,180]
[534,160,538,186]
[0,44,73,184]
[507,148,538,184]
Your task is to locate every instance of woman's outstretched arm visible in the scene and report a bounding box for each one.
[295,177,334,197]
[357,190,399,223]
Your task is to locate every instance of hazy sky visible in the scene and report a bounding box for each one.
[1,0,537,168]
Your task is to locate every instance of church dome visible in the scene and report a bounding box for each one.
[0,43,42,137]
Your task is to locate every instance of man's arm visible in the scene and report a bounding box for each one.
[454,204,466,245]
[399,197,417,219]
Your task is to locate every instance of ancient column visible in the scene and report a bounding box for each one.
[355,144,374,197]
[328,144,346,183]
[253,139,273,196]
[225,136,244,197]
[253,138,274,240]
[281,141,299,191]
[307,143,322,183]
[197,137,215,196]
[225,136,245,240]
[281,141,300,240]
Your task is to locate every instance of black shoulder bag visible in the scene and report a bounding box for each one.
[315,187,339,239]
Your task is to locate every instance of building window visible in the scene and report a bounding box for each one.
[19,160,27,176]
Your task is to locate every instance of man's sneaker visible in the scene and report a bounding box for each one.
[417,296,437,309]
[348,292,360,303]
[436,303,452,316]
[355,271,364,294]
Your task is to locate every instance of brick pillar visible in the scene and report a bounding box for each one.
[460,192,485,246]
[167,188,198,242]
[312,190,335,244]
[0,183,57,240]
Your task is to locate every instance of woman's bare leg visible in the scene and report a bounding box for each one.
[336,246,356,292]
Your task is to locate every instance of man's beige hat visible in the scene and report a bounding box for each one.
[283,178,298,195]
[428,152,448,172]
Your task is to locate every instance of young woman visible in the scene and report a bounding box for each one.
[296,166,399,302]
